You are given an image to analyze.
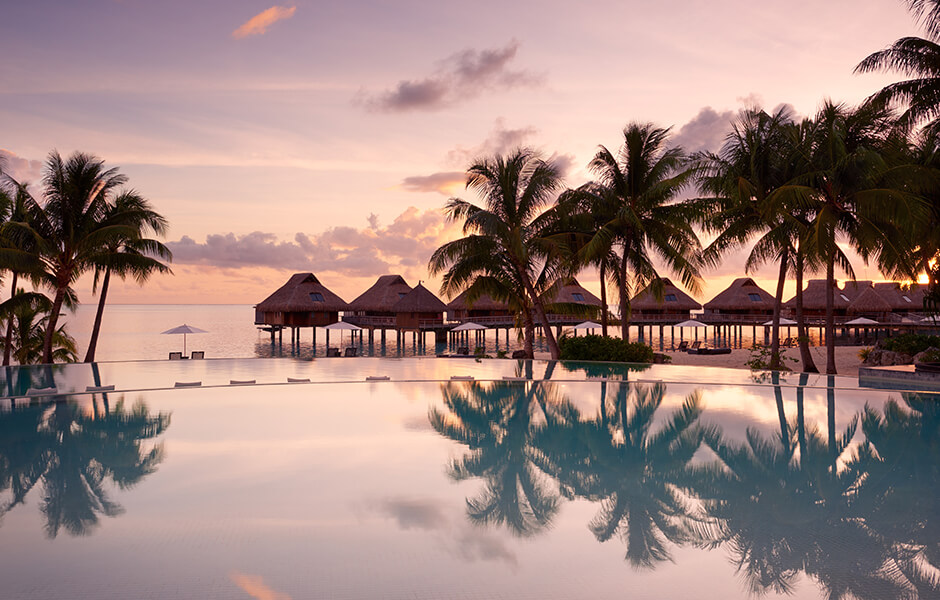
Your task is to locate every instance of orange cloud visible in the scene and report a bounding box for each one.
[230,572,292,600]
[232,6,297,39]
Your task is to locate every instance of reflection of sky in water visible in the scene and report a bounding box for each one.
[0,359,933,599]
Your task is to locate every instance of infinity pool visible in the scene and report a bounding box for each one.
[0,358,936,599]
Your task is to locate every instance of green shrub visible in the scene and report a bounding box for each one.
[881,333,940,355]
[558,334,654,363]
[858,347,872,361]
[918,348,940,363]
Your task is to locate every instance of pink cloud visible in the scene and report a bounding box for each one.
[232,5,297,39]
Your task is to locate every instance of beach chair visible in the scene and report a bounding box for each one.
[457,346,470,356]
[344,347,358,357]
[511,350,527,359]
[675,341,689,352]
[326,348,341,357]
[688,341,702,352]
[169,352,183,360]
[191,351,205,359]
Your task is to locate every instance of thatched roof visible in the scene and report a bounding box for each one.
[874,282,925,309]
[349,275,412,312]
[446,289,509,311]
[848,286,893,313]
[704,277,775,311]
[255,273,348,312]
[841,280,874,301]
[630,278,701,311]
[392,283,447,313]
[784,279,849,310]
[543,279,603,307]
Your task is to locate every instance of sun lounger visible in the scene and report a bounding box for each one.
[511,350,527,359]
[450,375,474,381]
[365,375,390,381]
[230,379,255,385]
[174,381,201,387]
[287,377,310,383]
[456,346,470,355]
[26,386,57,396]
[191,351,205,359]
[344,347,358,357]
[86,385,115,392]
[675,341,689,352]
[326,348,341,357]
[169,352,183,360]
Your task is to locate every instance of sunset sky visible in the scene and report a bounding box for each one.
[0,0,920,305]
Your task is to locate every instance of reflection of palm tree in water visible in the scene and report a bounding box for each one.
[537,381,710,568]
[0,397,170,537]
[429,371,561,537]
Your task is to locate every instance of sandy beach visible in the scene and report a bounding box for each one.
[539,345,868,376]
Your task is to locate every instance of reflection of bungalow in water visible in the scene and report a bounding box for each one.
[630,278,701,321]
[392,283,447,330]
[345,275,412,327]
[541,279,602,322]
[703,277,775,320]
[254,273,348,342]
[446,290,513,324]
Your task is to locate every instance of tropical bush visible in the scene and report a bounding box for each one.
[558,334,654,363]
[880,333,940,356]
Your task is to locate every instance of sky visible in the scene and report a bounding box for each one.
[0,0,922,305]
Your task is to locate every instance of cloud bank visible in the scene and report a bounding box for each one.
[670,107,735,154]
[0,149,43,185]
[232,5,297,39]
[360,41,540,112]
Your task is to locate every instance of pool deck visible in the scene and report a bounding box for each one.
[858,364,940,390]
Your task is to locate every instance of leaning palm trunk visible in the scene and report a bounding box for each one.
[794,253,818,373]
[84,267,111,363]
[3,271,17,366]
[599,263,608,337]
[528,292,560,359]
[42,286,67,364]
[769,248,788,370]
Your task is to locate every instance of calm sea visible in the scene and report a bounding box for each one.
[59,304,845,362]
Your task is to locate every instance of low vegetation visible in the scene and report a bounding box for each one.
[558,334,654,363]
[880,333,940,356]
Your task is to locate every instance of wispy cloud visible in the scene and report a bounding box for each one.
[359,40,541,112]
[0,149,43,186]
[400,172,465,195]
[232,5,297,39]
[229,572,292,600]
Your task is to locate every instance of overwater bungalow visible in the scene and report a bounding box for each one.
[703,277,775,320]
[446,289,513,324]
[542,279,603,322]
[345,274,412,328]
[847,285,893,321]
[392,283,447,330]
[630,278,701,322]
[873,282,925,314]
[254,273,348,342]
[783,279,850,318]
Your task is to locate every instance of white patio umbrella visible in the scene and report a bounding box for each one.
[452,322,487,331]
[675,319,707,328]
[762,318,797,326]
[845,317,879,326]
[573,321,602,329]
[324,321,362,346]
[161,324,208,356]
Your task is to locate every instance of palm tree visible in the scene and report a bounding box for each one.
[83,191,171,362]
[429,149,565,359]
[777,100,926,374]
[11,151,150,363]
[694,107,801,370]
[580,123,703,341]
[856,0,940,129]
[1,289,77,364]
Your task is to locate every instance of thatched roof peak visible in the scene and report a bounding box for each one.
[349,274,412,312]
[543,279,602,307]
[848,286,892,313]
[784,279,848,310]
[255,273,348,312]
[631,278,701,311]
[704,277,775,311]
[393,282,447,313]
[446,289,509,311]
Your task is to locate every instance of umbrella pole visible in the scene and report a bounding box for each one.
[184,333,187,357]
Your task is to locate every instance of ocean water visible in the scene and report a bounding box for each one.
[60,304,865,363]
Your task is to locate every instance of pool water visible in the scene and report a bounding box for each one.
[0,358,936,599]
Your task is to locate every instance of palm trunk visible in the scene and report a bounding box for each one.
[84,268,111,363]
[42,286,66,364]
[772,371,789,452]
[522,308,535,359]
[619,253,630,342]
[825,247,837,375]
[3,272,18,366]
[600,263,608,337]
[769,248,788,370]
[795,253,818,373]
[797,372,808,461]
[529,295,560,359]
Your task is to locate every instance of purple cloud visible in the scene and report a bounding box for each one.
[0,149,43,185]
[359,40,541,112]
[670,107,735,154]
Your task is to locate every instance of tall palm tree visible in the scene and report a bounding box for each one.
[694,107,801,370]
[429,149,565,359]
[856,0,940,129]
[581,123,703,341]
[83,191,171,362]
[1,289,77,365]
[11,152,147,363]
[777,100,926,374]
